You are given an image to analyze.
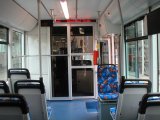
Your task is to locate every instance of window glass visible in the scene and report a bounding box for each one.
[0,27,8,42]
[71,26,93,53]
[0,26,8,80]
[158,34,160,92]
[51,56,69,97]
[72,68,93,96]
[125,23,135,39]
[136,20,144,37]
[138,39,149,79]
[12,31,22,68]
[52,27,67,54]
[71,55,92,66]
[126,39,150,79]
[0,44,7,80]
[126,41,137,78]
[125,17,147,40]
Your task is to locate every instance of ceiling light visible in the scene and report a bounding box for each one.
[60,0,69,19]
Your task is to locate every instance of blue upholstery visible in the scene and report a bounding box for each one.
[97,65,118,100]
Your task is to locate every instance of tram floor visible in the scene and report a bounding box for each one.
[47,99,98,120]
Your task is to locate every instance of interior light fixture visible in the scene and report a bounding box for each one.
[60,0,69,19]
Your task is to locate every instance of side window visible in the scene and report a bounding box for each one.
[0,25,8,80]
[125,16,149,79]
[11,31,23,68]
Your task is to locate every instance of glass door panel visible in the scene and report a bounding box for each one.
[71,26,93,53]
[51,26,69,98]
[72,68,93,96]
[51,56,68,97]
[71,26,94,97]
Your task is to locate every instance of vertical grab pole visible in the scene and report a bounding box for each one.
[97,11,101,64]
[116,0,125,76]
[37,0,42,78]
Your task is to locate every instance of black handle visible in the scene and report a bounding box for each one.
[0,94,29,114]
[14,79,45,94]
[8,68,30,78]
[120,76,152,93]
[139,93,160,114]
[0,80,10,93]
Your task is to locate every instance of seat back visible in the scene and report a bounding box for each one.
[116,76,151,120]
[0,94,30,120]
[0,80,10,93]
[14,79,48,120]
[138,93,160,120]
[8,68,30,93]
[97,64,119,100]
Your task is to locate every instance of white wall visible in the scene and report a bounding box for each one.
[25,26,51,99]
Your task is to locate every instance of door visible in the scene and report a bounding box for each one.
[51,24,95,99]
[70,25,94,98]
[51,26,69,99]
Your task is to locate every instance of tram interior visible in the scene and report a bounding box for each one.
[0,0,160,120]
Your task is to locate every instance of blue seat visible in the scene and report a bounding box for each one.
[97,64,119,100]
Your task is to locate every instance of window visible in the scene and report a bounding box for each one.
[11,31,22,68]
[126,41,137,78]
[125,16,149,79]
[158,34,160,92]
[125,23,135,39]
[0,26,8,43]
[0,25,8,80]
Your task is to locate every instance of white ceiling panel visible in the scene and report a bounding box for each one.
[105,0,160,24]
[15,0,53,19]
[11,0,160,23]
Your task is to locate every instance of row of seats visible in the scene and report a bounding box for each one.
[0,68,49,120]
[110,76,160,120]
[0,94,30,120]
[97,64,160,120]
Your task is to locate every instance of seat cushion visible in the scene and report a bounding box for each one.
[99,93,118,100]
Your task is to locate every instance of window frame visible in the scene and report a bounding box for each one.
[124,15,149,79]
